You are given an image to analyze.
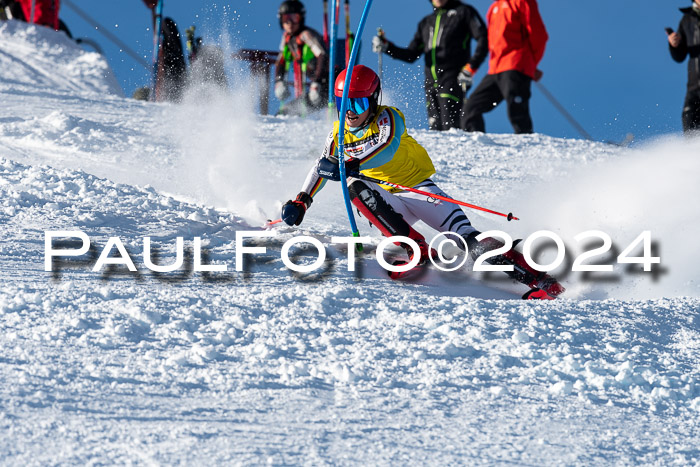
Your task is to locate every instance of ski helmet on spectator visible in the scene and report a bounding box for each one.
[334,65,381,118]
[278,0,306,29]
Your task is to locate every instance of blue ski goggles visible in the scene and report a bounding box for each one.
[335,96,371,115]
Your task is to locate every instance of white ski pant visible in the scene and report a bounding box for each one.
[350,178,477,239]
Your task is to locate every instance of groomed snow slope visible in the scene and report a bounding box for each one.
[0,21,698,465]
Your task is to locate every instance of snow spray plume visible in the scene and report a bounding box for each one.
[166,19,327,225]
[511,136,700,300]
[162,16,267,223]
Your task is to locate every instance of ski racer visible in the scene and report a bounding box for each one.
[280,65,564,299]
[274,0,329,114]
[667,0,700,133]
[372,0,488,131]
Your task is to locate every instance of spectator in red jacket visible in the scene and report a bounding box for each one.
[462,0,548,134]
[18,0,59,30]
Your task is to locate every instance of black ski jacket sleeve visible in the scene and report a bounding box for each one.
[386,22,424,64]
[385,1,488,75]
[669,8,700,92]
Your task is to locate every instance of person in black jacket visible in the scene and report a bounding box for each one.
[668,0,700,133]
[372,0,487,131]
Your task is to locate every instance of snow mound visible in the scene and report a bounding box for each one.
[0,20,123,96]
[1,154,699,465]
[1,19,699,464]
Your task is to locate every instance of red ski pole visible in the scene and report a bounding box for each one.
[264,218,283,228]
[323,0,329,46]
[344,0,352,66]
[266,173,518,227]
[354,173,518,221]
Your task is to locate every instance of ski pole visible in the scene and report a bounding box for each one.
[352,172,518,221]
[264,218,283,228]
[152,0,165,101]
[322,0,329,46]
[328,0,338,112]
[337,0,375,246]
[344,0,352,66]
[376,27,384,81]
[63,0,150,69]
[534,81,594,142]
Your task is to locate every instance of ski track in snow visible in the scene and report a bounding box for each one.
[0,21,699,465]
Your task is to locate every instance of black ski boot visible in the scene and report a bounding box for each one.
[465,232,565,299]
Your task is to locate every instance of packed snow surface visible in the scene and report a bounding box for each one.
[0,21,698,465]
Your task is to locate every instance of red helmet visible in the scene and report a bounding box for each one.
[334,65,380,98]
[334,65,382,115]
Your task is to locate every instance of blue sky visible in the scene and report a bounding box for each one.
[60,1,692,143]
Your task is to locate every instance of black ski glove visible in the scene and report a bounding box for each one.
[317,157,360,181]
[281,192,313,226]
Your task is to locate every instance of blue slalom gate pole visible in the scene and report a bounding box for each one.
[328,0,338,110]
[337,0,374,241]
[151,0,164,101]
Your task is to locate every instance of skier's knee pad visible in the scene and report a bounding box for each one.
[348,180,410,238]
